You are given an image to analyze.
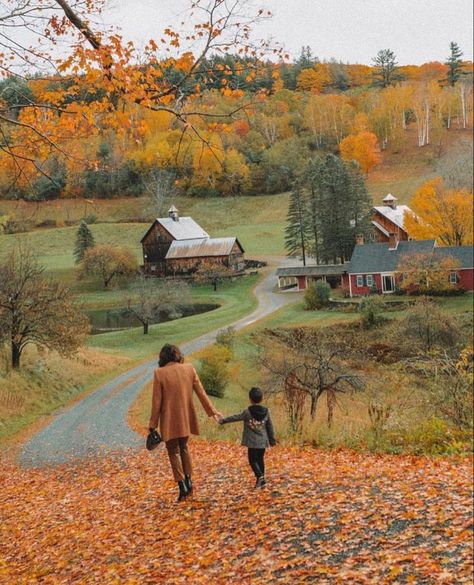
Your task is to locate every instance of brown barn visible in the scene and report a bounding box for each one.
[372,194,413,242]
[141,206,245,276]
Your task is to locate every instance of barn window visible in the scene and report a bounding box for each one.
[449,272,458,284]
[356,275,364,288]
[366,275,374,287]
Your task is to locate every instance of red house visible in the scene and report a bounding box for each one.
[343,239,474,297]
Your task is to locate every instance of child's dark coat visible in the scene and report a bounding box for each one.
[220,405,276,448]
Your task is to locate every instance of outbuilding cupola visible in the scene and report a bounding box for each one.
[168,205,179,222]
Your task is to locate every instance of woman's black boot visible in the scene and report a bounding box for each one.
[184,474,193,495]
[177,480,189,502]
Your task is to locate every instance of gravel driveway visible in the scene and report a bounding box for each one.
[20,259,298,467]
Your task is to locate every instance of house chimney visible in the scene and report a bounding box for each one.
[356,234,365,246]
[388,233,398,250]
[383,194,398,209]
[168,205,179,222]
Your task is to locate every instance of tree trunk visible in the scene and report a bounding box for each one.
[143,322,149,335]
[11,342,21,370]
[310,394,319,419]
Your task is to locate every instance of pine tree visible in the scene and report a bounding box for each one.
[371,49,402,88]
[444,42,464,87]
[304,155,372,265]
[74,220,95,264]
[305,157,325,264]
[285,183,308,266]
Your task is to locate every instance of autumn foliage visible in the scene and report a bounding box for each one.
[0,445,472,584]
[339,132,381,174]
[405,178,474,246]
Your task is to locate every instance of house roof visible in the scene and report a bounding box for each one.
[276,264,348,278]
[373,205,412,232]
[165,237,243,259]
[347,240,436,274]
[141,217,210,243]
[371,220,391,238]
[434,246,474,269]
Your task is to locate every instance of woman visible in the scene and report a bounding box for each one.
[149,344,222,502]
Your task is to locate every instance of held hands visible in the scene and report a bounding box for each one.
[213,412,224,424]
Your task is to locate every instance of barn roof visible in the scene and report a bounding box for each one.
[347,240,436,274]
[140,217,210,243]
[276,264,348,277]
[434,246,474,269]
[373,205,412,232]
[165,237,243,259]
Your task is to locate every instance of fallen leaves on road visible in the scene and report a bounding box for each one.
[0,443,472,584]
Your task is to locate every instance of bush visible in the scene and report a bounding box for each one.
[395,299,459,353]
[198,345,232,398]
[385,418,467,455]
[359,296,386,328]
[215,326,236,352]
[304,280,331,310]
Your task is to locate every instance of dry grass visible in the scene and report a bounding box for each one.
[0,346,129,442]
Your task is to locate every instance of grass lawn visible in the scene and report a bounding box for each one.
[87,275,260,359]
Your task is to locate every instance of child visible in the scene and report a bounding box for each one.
[219,387,276,488]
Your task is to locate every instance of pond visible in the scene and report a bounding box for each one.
[86,303,220,335]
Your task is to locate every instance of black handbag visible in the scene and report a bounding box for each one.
[146,428,162,451]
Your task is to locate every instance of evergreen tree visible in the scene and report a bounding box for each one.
[305,157,325,264]
[372,49,402,88]
[304,155,372,265]
[285,183,309,266]
[444,42,464,87]
[74,220,95,264]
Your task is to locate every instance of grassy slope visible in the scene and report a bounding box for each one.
[87,275,259,359]
[131,291,474,445]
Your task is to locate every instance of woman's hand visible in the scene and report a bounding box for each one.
[213,412,224,423]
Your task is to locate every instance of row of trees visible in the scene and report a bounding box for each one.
[1,52,472,200]
[285,154,372,265]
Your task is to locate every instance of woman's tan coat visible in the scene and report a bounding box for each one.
[149,362,218,442]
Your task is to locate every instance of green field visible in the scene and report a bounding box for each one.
[87,275,260,359]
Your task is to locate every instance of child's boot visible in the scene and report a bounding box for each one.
[255,476,266,488]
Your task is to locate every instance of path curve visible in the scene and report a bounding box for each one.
[20,259,297,467]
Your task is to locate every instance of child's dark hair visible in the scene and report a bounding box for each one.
[249,387,263,403]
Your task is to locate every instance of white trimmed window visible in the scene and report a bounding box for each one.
[366,275,374,287]
[356,275,364,288]
[449,272,458,284]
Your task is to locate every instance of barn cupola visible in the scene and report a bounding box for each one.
[383,194,398,209]
[168,205,179,222]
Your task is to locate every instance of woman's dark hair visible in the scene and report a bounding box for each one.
[249,387,263,403]
[159,344,184,367]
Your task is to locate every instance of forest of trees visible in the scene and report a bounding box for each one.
[0,40,472,200]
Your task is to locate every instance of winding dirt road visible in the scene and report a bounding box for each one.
[20,259,297,467]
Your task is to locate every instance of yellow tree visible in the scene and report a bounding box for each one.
[297,64,331,93]
[405,177,474,245]
[339,131,381,174]
[0,0,276,184]
[397,251,461,295]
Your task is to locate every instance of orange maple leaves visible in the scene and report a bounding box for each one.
[0,444,472,584]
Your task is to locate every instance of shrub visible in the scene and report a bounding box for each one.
[386,418,467,455]
[215,326,236,352]
[198,345,232,398]
[395,299,459,353]
[304,280,331,310]
[359,296,386,328]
